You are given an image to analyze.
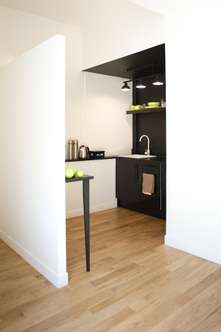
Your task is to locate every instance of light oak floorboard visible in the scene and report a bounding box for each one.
[0,208,221,331]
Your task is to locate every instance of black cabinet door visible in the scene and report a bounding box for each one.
[116,158,166,219]
[116,158,139,202]
[137,161,166,218]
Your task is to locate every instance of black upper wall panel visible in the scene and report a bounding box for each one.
[84,44,165,79]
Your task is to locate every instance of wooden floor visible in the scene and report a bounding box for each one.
[1,208,221,332]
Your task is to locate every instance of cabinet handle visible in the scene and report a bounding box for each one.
[136,166,139,179]
[159,163,162,211]
[134,165,138,179]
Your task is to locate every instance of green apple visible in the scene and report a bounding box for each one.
[71,167,78,176]
[65,167,77,179]
[76,170,84,177]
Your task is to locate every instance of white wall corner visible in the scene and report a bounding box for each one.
[165,234,221,267]
[0,229,68,288]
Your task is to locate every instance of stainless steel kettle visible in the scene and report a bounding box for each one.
[78,145,90,160]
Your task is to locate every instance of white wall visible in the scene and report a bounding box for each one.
[67,72,132,156]
[165,3,221,265]
[0,5,133,156]
[0,5,132,217]
[0,0,166,72]
[0,5,84,144]
[81,0,165,69]
[0,35,68,287]
[66,159,117,218]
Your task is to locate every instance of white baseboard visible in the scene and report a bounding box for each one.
[0,230,68,288]
[66,199,117,219]
[165,234,221,266]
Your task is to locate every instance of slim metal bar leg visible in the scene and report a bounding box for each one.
[83,179,90,272]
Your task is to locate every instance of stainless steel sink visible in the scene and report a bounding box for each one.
[119,154,157,159]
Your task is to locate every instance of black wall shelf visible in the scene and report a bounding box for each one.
[126,107,165,115]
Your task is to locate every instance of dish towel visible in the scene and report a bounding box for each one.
[142,173,155,195]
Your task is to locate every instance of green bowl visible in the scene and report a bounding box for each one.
[148,102,160,107]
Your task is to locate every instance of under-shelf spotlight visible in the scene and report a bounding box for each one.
[136,80,146,89]
[152,75,164,86]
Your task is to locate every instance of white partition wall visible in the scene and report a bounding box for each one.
[0,35,68,287]
[165,5,221,266]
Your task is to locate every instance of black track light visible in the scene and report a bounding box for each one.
[121,81,131,91]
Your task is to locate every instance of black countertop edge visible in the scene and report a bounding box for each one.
[117,156,166,161]
[65,156,166,162]
[65,156,117,162]
[66,175,94,182]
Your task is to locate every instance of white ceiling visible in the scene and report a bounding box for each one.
[0,0,86,25]
[128,0,171,14]
[130,0,216,14]
[0,0,165,26]
[0,0,215,27]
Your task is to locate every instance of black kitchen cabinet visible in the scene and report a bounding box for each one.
[116,158,139,202]
[116,157,166,219]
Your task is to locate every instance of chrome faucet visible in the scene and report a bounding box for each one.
[139,135,151,156]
